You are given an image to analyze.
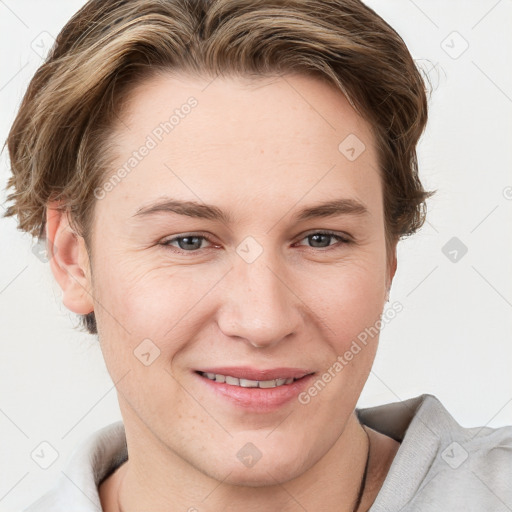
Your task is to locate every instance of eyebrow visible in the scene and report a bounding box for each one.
[132,197,369,223]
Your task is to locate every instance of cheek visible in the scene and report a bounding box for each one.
[91,253,219,365]
[306,256,387,343]
[298,265,386,408]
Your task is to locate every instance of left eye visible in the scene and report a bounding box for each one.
[296,231,351,249]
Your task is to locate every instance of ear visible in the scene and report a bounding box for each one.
[385,240,398,300]
[45,201,94,315]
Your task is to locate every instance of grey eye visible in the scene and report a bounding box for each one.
[163,235,210,251]
[307,233,336,248]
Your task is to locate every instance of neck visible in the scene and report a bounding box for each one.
[101,409,376,512]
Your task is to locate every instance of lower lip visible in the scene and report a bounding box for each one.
[195,372,316,412]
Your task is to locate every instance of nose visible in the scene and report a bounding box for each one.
[216,252,304,349]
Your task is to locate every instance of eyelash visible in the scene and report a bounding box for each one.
[160,230,352,254]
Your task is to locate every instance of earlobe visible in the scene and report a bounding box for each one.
[45,201,94,315]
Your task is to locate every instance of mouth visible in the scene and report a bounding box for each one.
[194,367,316,411]
[197,371,304,388]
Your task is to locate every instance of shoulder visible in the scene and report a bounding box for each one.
[425,410,512,511]
[23,421,127,512]
[359,394,512,511]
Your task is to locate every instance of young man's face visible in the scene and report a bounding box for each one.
[69,72,396,484]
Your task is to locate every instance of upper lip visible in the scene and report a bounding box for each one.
[195,366,314,381]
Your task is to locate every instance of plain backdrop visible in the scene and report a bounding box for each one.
[1,1,511,510]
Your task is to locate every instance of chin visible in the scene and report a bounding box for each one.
[220,464,301,488]
[204,448,311,488]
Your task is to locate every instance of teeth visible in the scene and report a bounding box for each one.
[259,379,277,388]
[239,378,259,388]
[225,376,239,385]
[201,372,297,388]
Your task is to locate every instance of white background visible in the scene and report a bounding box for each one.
[1,1,511,510]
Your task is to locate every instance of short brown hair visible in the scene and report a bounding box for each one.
[3,0,434,335]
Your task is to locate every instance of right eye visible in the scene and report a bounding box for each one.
[160,233,216,253]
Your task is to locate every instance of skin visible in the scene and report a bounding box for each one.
[47,72,400,511]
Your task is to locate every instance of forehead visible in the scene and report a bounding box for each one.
[99,71,382,223]
[116,71,376,154]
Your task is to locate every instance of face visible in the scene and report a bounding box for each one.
[81,72,396,485]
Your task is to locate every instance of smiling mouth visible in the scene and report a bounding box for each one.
[196,371,311,389]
